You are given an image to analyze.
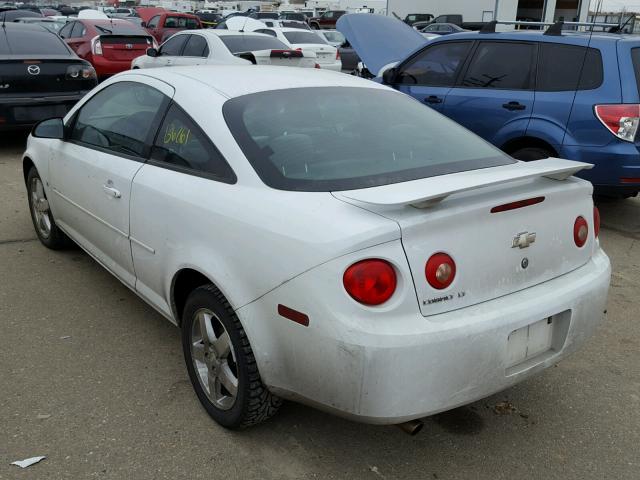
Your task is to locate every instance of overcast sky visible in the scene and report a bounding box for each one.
[597,0,640,12]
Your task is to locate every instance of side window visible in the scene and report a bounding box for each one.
[147,15,160,28]
[70,22,85,38]
[537,44,603,91]
[58,22,73,38]
[398,42,471,86]
[151,104,235,182]
[160,35,187,56]
[182,34,209,57]
[461,42,536,90]
[71,82,166,157]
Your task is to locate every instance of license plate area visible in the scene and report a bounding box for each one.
[505,311,571,375]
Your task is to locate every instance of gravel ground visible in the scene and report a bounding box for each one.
[1,131,639,479]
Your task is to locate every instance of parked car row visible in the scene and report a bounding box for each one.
[338,14,640,198]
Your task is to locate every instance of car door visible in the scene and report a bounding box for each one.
[152,34,188,67]
[171,34,209,66]
[443,41,536,145]
[146,15,161,42]
[130,102,236,317]
[392,41,473,112]
[49,80,172,287]
[63,21,86,55]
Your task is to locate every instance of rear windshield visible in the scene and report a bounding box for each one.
[322,31,344,43]
[164,16,199,28]
[632,48,640,96]
[223,87,512,191]
[93,23,148,35]
[282,31,326,45]
[0,27,69,55]
[219,34,289,53]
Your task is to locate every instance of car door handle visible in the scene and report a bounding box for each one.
[103,185,121,198]
[502,101,526,111]
[425,95,443,104]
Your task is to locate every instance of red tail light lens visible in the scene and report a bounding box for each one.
[343,259,397,306]
[336,49,341,60]
[594,104,640,142]
[594,206,600,238]
[574,216,589,247]
[425,253,456,290]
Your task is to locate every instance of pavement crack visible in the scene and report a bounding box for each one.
[0,237,38,245]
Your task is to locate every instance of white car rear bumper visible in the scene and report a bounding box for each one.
[318,61,342,72]
[238,245,610,425]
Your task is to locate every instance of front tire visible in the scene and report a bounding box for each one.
[181,284,282,429]
[26,167,71,249]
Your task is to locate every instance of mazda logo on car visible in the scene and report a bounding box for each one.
[27,65,40,75]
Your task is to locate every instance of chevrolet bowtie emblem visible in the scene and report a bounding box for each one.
[512,232,536,249]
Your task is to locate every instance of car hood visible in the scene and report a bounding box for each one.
[336,13,428,76]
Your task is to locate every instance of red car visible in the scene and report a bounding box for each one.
[142,12,202,43]
[308,10,346,30]
[59,19,156,79]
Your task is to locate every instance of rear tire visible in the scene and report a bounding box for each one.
[310,23,320,29]
[510,147,552,161]
[181,284,282,429]
[26,167,71,250]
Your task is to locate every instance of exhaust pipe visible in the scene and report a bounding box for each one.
[396,419,424,436]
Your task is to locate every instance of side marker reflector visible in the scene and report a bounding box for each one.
[278,304,309,327]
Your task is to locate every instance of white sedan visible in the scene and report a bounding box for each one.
[23,66,610,431]
[132,30,318,69]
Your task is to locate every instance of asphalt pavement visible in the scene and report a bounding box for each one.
[1,131,639,479]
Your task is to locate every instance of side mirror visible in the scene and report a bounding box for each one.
[32,118,65,140]
[140,21,147,27]
[382,67,397,85]
[146,47,158,57]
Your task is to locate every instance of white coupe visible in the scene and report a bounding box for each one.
[131,30,318,70]
[24,66,610,431]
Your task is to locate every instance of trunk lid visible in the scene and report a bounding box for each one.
[336,13,428,76]
[98,35,153,61]
[293,43,335,64]
[334,159,597,316]
[251,49,316,68]
[0,58,94,95]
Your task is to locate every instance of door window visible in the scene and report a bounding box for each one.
[147,15,160,28]
[182,34,209,57]
[160,35,187,56]
[398,42,471,86]
[70,82,167,157]
[151,104,235,182]
[461,42,536,90]
[70,22,85,38]
[58,21,73,38]
[537,44,603,91]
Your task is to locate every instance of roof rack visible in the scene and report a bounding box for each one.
[480,19,621,35]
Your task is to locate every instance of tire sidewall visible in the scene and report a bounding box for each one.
[26,167,61,248]
[181,288,250,428]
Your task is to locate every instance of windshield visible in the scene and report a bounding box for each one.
[219,34,289,53]
[223,87,512,191]
[322,31,344,43]
[283,31,326,45]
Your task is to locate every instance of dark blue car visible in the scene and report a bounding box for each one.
[338,14,640,197]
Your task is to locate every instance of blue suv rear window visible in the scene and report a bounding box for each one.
[538,44,603,92]
[631,48,640,95]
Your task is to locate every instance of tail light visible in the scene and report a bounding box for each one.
[66,65,97,80]
[314,63,321,69]
[343,259,397,306]
[594,104,640,142]
[91,36,103,55]
[594,206,600,238]
[574,216,589,247]
[425,253,456,290]
[335,49,340,60]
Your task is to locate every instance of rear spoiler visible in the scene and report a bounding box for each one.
[335,158,593,208]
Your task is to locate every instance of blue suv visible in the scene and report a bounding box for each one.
[338,14,640,197]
